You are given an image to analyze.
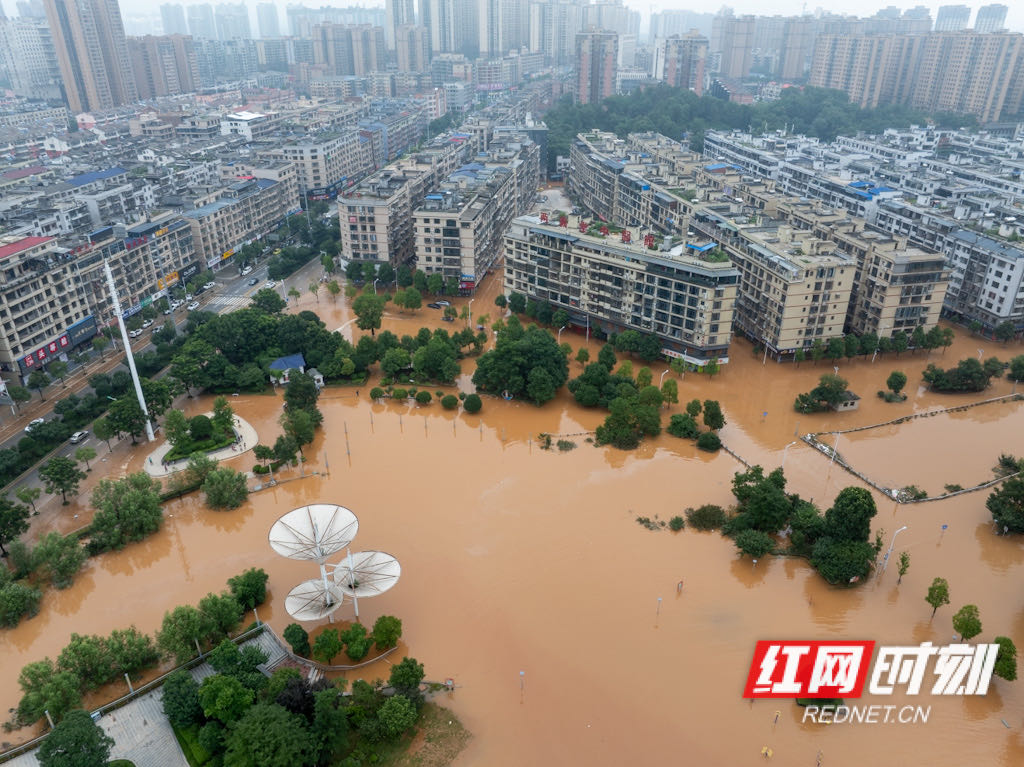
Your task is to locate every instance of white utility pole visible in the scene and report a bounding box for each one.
[103,259,155,441]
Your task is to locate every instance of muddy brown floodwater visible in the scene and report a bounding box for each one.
[2,271,1024,766]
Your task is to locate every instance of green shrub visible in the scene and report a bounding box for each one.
[669,516,685,531]
[415,390,432,405]
[369,387,385,400]
[556,439,576,451]
[464,393,482,413]
[391,387,408,400]
[685,504,727,531]
[441,394,458,410]
[0,581,43,627]
[696,431,722,451]
[189,414,213,440]
[667,413,699,439]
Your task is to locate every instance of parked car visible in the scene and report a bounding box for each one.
[442,315,454,322]
[187,301,200,311]
[24,418,44,433]
[69,430,88,444]
[203,282,215,291]
[427,302,441,309]
[437,300,451,306]
[141,319,153,329]
[185,293,193,301]
[163,307,173,315]
[129,328,143,338]
[248,277,259,286]
[241,266,253,275]
[266,280,277,289]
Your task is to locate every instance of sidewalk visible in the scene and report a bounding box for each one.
[142,415,259,478]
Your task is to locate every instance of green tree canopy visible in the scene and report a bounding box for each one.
[37,709,113,767]
[222,703,313,767]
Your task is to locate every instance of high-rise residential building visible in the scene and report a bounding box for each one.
[0,16,63,100]
[528,0,583,66]
[583,0,639,39]
[654,32,707,94]
[810,30,1023,124]
[311,23,386,77]
[421,0,477,57]
[575,29,617,104]
[395,23,428,71]
[17,0,47,18]
[974,4,1008,33]
[714,14,754,77]
[127,33,198,98]
[935,5,970,31]
[650,9,713,40]
[44,0,138,113]
[160,3,187,34]
[479,0,527,57]
[385,0,414,49]
[214,2,250,40]
[256,3,279,38]
[187,3,215,38]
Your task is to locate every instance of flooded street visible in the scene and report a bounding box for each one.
[2,274,1024,765]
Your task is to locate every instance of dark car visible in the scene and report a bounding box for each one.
[442,315,454,322]
[248,277,259,286]
[427,302,441,309]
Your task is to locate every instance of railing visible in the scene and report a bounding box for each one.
[0,624,267,764]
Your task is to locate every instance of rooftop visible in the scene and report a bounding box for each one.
[0,236,53,260]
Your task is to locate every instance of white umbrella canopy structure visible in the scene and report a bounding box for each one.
[285,578,345,621]
[269,504,358,562]
[270,505,400,623]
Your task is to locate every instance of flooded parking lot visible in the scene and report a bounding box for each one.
[2,274,1023,765]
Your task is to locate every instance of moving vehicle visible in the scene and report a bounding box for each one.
[248,277,259,286]
[427,302,441,309]
[266,280,277,289]
[187,301,200,311]
[241,266,253,276]
[69,430,88,444]
[24,418,44,433]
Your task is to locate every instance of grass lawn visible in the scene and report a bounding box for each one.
[368,703,471,767]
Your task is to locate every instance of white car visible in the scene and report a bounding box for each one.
[266,280,277,289]
[129,328,143,338]
[203,282,215,291]
[24,418,44,433]
[171,301,182,310]
[141,319,153,328]
[187,301,200,311]
[69,430,88,444]
[163,307,173,315]
[241,266,253,276]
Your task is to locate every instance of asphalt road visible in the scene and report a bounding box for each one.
[0,255,324,503]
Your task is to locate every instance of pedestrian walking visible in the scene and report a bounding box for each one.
[677,579,684,594]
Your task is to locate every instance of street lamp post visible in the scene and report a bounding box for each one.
[469,298,475,327]
[373,278,380,295]
[557,325,566,343]
[782,440,798,469]
[879,525,908,578]
[660,369,668,386]
[828,432,840,468]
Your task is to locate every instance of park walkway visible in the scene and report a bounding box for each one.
[2,631,287,767]
[142,415,259,478]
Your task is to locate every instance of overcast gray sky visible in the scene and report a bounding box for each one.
[105,1,1023,36]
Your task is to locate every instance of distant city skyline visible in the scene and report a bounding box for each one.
[35,1,1019,37]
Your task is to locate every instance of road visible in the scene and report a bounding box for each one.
[2,253,324,515]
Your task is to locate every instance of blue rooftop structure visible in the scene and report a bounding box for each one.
[270,353,306,371]
[68,167,127,187]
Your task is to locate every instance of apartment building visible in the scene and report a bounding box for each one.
[654,32,708,95]
[504,214,739,364]
[339,137,476,267]
[182,170,297,270]
[264,131,376,197]
[809,30,1024,123]
[127,34,200,99]
[413,133,539,291]
[0,236,93,375]
[575,30,617,105]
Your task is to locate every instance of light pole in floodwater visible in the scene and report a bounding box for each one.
[782,440,798,469]
[557,325,566,343]
[878,525,908,579]
[660,369,668,386]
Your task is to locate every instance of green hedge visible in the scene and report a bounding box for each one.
[172,723,214,767]
[165,431,236,462]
